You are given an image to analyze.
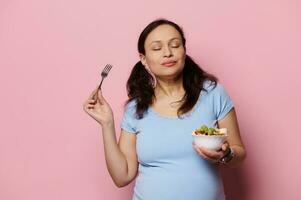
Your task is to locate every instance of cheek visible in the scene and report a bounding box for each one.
[176,48,186,58]
[146,54,161,65]
[175,50,186,63]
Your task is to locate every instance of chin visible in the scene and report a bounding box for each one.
[159,70,184,79]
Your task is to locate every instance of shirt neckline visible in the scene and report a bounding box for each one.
[148,90,203,120]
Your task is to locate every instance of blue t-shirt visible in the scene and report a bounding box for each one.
[121,80,234,200]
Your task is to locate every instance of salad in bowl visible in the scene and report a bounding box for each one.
[192,125,228,150]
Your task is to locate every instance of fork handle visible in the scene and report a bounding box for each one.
[98,77,104,90]
[93,77,104,100]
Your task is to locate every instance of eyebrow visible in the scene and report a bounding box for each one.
[149,37,181,45]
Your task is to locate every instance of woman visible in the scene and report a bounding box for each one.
[83,18,246,200]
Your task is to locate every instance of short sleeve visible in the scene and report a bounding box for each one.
[213,83,235,120]
[120,100,138,134]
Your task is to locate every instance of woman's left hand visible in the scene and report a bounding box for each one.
[193,141,230,164]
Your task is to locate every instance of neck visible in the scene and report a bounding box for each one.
[154,74,185,97]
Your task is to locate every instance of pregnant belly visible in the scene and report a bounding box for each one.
[133,164,225,200]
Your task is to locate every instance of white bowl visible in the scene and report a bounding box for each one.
[192,128,228,151]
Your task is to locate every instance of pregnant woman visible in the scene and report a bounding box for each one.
[83,18,247,200]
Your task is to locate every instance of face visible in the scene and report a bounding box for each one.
[140,24,186,80]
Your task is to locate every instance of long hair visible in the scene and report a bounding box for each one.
[125,18,218,119]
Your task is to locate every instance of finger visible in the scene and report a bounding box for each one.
[193,145,210,159]
[221,142,229,151]
[83,104,95,111]
[198,146,223,159]
[96,89,107,104]
[87,99,96,104]
[84,107,93,113]
[86,104,94,108]
[84,99,96,105]
[89,88,99,100]
[83,100,96,107]
[194,146,219,163]
[193,145,218,161]
[83,105,90,113]
[83,100,96,108]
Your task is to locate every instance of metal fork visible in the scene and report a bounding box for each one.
[93,64,113,100]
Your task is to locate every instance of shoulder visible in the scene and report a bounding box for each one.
[202,80,221,93]
[125,99,137,109]
[123,99,139,119]
[202,80,234,119]
[121,99,139,133]
[123,99,137,113]
[202,80,231,98]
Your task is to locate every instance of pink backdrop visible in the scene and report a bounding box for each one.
[1,0,300,199]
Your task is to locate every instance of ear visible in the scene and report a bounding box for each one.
[139,53,149,69]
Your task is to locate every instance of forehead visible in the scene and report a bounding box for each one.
[145,24,182,44]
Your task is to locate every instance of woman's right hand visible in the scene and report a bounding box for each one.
[83,88,114,126]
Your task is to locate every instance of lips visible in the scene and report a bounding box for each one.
[162,60,177,67]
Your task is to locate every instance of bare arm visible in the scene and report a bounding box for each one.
[83,88,138,187]
[101,122,138,187]
[218,108,247,167]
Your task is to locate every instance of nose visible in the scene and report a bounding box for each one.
[162,46,173,57]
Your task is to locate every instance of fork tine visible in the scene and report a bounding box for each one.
[93,64,113,98]
[105,64,112,72]
[102,65,109,73]
[102,64,112,74]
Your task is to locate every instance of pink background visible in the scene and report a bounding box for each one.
[1,0,300,199]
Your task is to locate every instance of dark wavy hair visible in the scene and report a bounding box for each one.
[125,18,217,119]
